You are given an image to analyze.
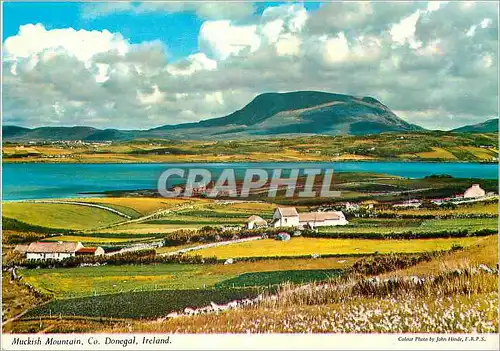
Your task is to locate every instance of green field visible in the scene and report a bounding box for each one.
[319,218,498,234]
[2,202,125,230]
[18,257,358,299]
[215,269,342,288]
[193,237,487,259]
[24,288,263,319]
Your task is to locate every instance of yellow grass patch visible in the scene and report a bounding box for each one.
[462,146,498,160]
[415,147,457,159]
[76,197,192,215]
[193,237,486,259]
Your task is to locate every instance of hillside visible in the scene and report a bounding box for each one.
[452,118,499,133]
[3,132,498,163]
[2,91,424,142]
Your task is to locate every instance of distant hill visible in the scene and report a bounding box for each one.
[2,91,424,142]
[452,118,498,133]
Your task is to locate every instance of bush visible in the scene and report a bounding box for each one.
[346,252,437,276]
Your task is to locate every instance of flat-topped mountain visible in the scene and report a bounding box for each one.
[4,91,427,141]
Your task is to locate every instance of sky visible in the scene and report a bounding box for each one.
[2,1,498,130]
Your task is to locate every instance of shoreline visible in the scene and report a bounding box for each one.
[2,159,499,165]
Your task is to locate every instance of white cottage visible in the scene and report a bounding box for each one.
[26,242,83,261]
[272,207,348,228]
[272,207,300,228]
[464,184,486,198]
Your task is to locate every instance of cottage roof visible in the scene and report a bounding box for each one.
[299,211,344,222]
[27,242,81,253]
[276,207,299,217]
[77,247,98,254]
[247,215,267,224]
[14,244,30,253]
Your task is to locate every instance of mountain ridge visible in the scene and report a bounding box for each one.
[1,90,464,142]
[451,118,498,133]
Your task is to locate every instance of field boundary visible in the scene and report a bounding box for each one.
[21,200,132,219]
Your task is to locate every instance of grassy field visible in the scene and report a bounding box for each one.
[319,217,498,234]
[18,257,359,299]
[381,235,499,277]
[4,132,498,163]
[99,235,499,333]
[8,236,498,333]
[24,288,263,319]
[193,237,487,259]
[379,201,498,216]
[2,203,125,230]
[74,197,194,216]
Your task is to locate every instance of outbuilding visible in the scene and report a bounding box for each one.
[246,215,268,229]
[76,247,105,256]
[464,184,486,198]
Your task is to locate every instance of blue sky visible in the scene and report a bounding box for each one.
[3,2,202,59]
[2,1,498,130]
[3,1,322,60]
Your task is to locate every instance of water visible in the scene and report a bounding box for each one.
[2,162,498,200]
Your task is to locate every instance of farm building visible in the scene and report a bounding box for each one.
[298,211,348,229]
[26,242,84,261]
[272,207,348,229]
[464,184,485,198]
[272,207,300,228]
[76,247,105,256]
[246,215,268,229]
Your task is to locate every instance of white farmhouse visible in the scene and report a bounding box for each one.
[272,207,348,229]
[272,207,300,228]
[464,184,486,198]
[26,242,83,261]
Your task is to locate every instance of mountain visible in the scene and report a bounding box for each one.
[2,91,424,142]
[451,118,498,133]
[151,91,423,138]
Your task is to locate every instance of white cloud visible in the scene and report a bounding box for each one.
[199,21,261,60]
[137,85,165,106]
[166,53,217,76]
[390,10,421,47]
[81,2,255,21]
[322,33,350,64]
[3,2,498,130]
[3,23,129,63]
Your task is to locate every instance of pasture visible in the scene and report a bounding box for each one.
[24,288,263,319]
[18,257,359,299]
[192,237,487,259]
[1,202,125,230]
[75,197,195,216]
[319,217,498,234]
